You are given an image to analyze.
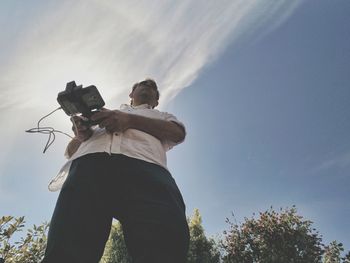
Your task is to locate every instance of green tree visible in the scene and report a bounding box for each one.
[221,206,324,263]
[343,251,350,263]
[323,241,350,263]
[100,221,132,263]
[187,209,221,263]
[0,216,48,263]
[323,241,343,263]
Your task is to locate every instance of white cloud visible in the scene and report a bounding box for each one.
[0,0,300,176]
[313,151,350,173]
[0,0,301,109]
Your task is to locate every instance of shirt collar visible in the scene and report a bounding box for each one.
[120,104,152,110]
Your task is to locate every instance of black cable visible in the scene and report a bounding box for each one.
[25,107,73,153]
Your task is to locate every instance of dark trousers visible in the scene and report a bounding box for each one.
[42,153,189,263]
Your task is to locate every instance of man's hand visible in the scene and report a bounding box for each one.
[71,116,93,141]
[90,108,130,134]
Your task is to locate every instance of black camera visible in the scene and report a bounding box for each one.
[57,81,105,125]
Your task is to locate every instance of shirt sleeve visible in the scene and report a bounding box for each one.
[161,111,186,151]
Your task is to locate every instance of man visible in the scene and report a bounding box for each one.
[42,79,189,263]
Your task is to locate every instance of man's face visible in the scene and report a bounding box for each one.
[129,84,159,108]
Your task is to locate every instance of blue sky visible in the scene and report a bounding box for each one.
[1,0,350,251]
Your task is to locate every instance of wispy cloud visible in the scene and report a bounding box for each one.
[313,151,350,174]
[0,0,301,175]
[0,0,300,110]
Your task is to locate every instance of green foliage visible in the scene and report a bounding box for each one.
[323,241,344,263]
[0,216,49,263]
[2,208,349,263]
[343,251,350,263]
[221,206,324,263]
[100,221,132,263]
[187,209,221,263]
[323,241,350,263]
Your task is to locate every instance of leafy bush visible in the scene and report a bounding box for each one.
[221,206,324,263]
[2,207,349,263]
[0,216,48,263]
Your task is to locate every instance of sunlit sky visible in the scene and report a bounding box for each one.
[1,0,350,251]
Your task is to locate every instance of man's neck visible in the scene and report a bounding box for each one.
[131,103,152,109]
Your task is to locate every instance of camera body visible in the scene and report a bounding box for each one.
[57,81,105,125]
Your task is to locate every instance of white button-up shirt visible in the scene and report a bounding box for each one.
[48,104,185,191]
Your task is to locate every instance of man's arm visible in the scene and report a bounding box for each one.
[65,116,93,158]
[65,138,83,159]
[91,109,185,143]
[128,114,185,143]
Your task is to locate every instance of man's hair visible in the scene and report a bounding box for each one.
[132,78,160,100]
